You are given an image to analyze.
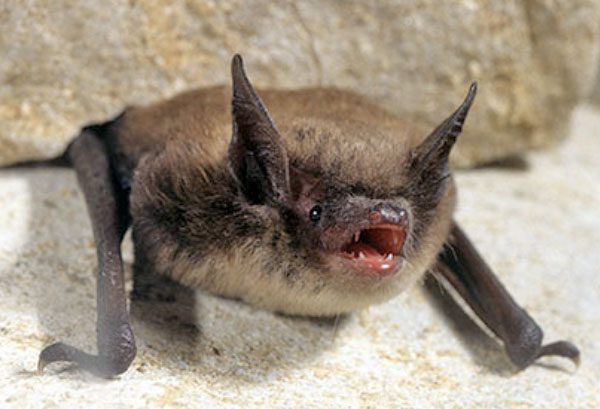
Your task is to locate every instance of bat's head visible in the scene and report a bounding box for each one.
[228,55,476,313]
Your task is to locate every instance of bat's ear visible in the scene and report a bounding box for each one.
[409,82,477,182]
[410,81,477,177]
[228,54,291,205]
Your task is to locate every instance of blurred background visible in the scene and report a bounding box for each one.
[1,0,600,167]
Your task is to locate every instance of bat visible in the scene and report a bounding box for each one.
[30,54,579,377]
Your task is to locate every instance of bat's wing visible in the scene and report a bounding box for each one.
[432,222,580,369]
[37,125,136,377]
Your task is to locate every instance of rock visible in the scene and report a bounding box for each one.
[1,0,600,167]
[592,68,600,104]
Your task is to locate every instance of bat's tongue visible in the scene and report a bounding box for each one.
[345,241,382,259]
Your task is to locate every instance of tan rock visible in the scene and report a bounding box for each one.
[1,0,600,167]
[592,67,600,104]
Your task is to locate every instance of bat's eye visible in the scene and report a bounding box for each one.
[309,205,322,223]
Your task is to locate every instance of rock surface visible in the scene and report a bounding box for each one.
[592,69,600,104]
[0,104,598,408]
[1,0,600,167]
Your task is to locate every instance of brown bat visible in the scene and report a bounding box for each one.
[32,54,579,377]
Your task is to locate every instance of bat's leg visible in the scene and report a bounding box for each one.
[432,222,580,369]
[38,128,135,377]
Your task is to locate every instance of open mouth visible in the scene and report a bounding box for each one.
[338,223,406,275]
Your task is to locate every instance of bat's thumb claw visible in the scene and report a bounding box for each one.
[537,340,581,369]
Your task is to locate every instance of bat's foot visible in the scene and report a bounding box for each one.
[38,323,136,378]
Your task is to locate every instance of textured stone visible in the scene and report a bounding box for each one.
[0,104,599,408]
[1,0,600,167]
[592,67,600,104]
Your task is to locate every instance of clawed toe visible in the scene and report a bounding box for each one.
[537,341,581,368]
[38,342,96,374]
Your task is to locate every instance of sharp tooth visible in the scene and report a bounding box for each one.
[354,232,360,242]
[385,253,394,261]
[358,251,366,259]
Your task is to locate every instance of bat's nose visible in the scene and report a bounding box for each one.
[369,203,407,225]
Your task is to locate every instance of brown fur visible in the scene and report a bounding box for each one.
[111,84,458,316]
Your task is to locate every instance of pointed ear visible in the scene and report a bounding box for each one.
[409,82,477,180]
[228,54,291,205]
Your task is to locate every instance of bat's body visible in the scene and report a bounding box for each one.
[35,55,579,377]
[119,86,452,316]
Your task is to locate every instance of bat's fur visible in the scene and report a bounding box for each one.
[98,84,457,316]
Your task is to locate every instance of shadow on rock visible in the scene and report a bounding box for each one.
[129,273,344,383]
[471,154,530,171]
[423,274,516,376]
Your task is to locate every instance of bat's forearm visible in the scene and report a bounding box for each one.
[38,128,136,377]
[433,222,580,368]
